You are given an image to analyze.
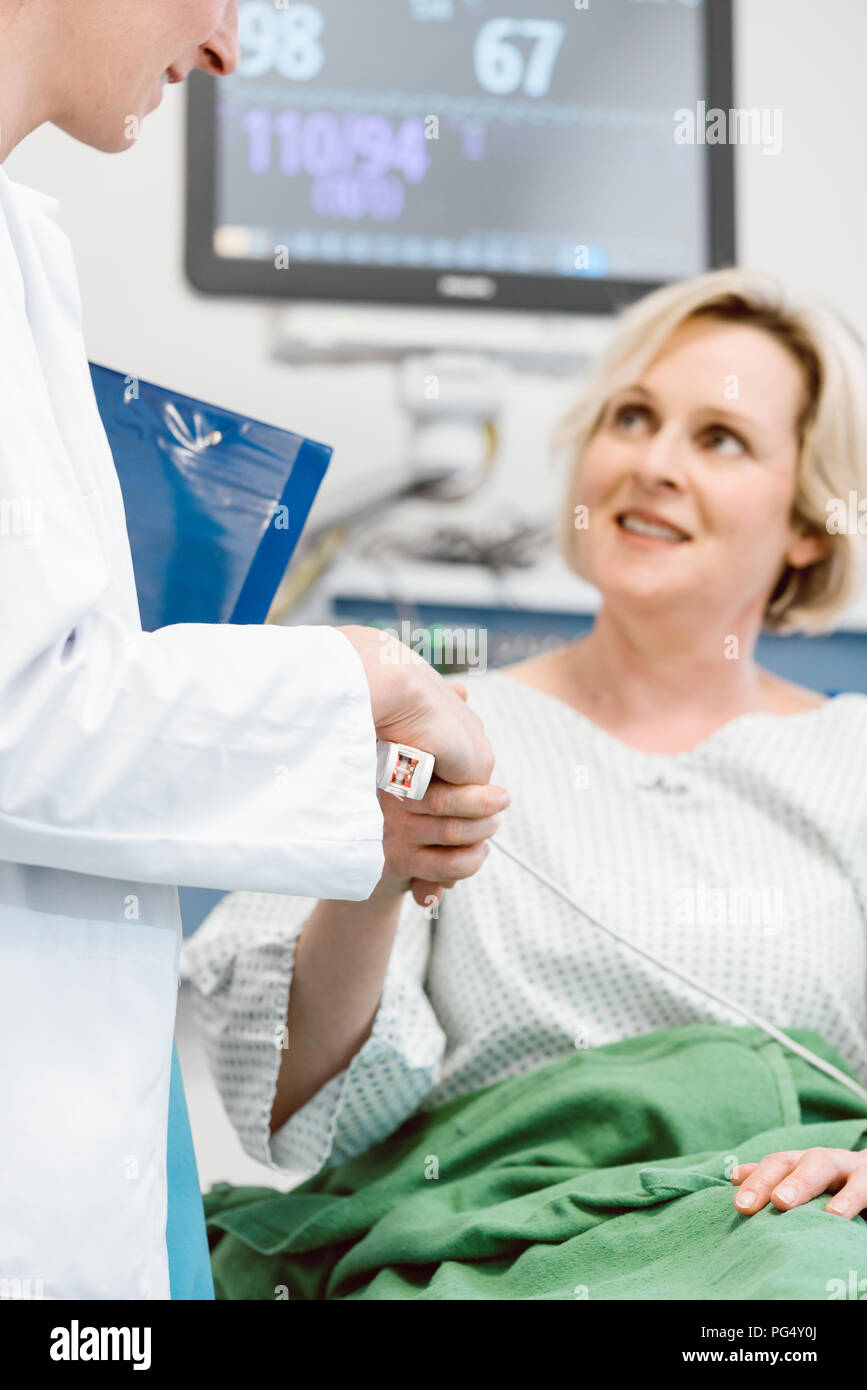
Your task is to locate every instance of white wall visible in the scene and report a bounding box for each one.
[6,0,867,526]
[731,0,867,336]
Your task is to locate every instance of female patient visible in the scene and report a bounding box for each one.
[184,267,867,1222]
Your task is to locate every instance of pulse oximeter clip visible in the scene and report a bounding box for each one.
[376,740,436,801]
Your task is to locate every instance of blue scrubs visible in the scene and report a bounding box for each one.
[166,1044,214,1300]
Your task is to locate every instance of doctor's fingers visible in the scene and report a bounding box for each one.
[403,778,510,819]
[416,690,495,786]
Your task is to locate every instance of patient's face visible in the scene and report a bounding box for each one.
[47,0,239,152]
[572,318,826,630]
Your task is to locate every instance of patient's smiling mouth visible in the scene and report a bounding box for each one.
[615,509,692,545]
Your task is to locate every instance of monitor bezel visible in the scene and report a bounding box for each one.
[185,0,734,314]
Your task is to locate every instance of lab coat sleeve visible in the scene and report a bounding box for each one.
[180,887,446,1180]
[0,193,384,899]
[0,614,385,898]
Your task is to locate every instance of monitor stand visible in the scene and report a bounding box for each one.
[269,300,613,376]
[263,300,614,627]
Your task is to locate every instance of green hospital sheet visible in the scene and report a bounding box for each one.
[203,1024,867,1300]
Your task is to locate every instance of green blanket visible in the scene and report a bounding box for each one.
[203,1024,867,1300]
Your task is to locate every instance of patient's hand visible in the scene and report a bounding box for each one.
[372,773,508,910]
[731,1148,867,1219]
[368,680,508,910]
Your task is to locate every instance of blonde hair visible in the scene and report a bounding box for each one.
[553,268,867,635]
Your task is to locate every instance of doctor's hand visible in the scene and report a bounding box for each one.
[340,625,495,787]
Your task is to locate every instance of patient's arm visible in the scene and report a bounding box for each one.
[270,777,506,1132]
[269,889,403,1131]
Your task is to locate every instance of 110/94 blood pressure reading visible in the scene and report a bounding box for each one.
[239,110,431,220]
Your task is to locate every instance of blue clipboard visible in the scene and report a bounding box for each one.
[90,362,331,630]
[91,363,334,1299]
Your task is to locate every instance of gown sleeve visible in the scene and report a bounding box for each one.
[181,887,446,1180]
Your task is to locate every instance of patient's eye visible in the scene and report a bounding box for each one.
[610,401,651,433]
[703,425,747,456]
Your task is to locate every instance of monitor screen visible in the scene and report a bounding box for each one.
[186,0,734,312]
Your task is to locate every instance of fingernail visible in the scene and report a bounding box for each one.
[827,1197,850,1215]
[774,1185,796,1204]
[498,791,510,809]
[735,1191,756,1209]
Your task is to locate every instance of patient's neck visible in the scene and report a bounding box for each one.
[505,606,823,752]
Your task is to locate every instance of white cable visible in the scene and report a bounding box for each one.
[489,836,867,1107]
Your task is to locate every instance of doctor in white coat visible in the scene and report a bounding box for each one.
[0,0,497,1300]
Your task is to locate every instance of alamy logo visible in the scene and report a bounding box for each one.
[674,101,782,156]
[49,1321,152,1371]
[377,618,487,673]
[0,1277,44,1299]
[0,496,42,545]
[672,880,785,931]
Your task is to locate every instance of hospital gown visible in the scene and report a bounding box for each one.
[183,669,867,1181]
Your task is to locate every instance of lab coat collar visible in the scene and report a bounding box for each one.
[0,159,61,223]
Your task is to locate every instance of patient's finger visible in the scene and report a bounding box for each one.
[732,1150,805,1213]
[407,811,502,847]
[409,877,459,908]
[404,777,509,819]
[824,1163,867,1218]
[767,1148,854,1213]
[410,879,444,909]
[409,841,490,884]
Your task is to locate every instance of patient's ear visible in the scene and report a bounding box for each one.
[785,521,830,570]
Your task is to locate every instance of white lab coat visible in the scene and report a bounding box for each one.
[0,165,384,1300]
